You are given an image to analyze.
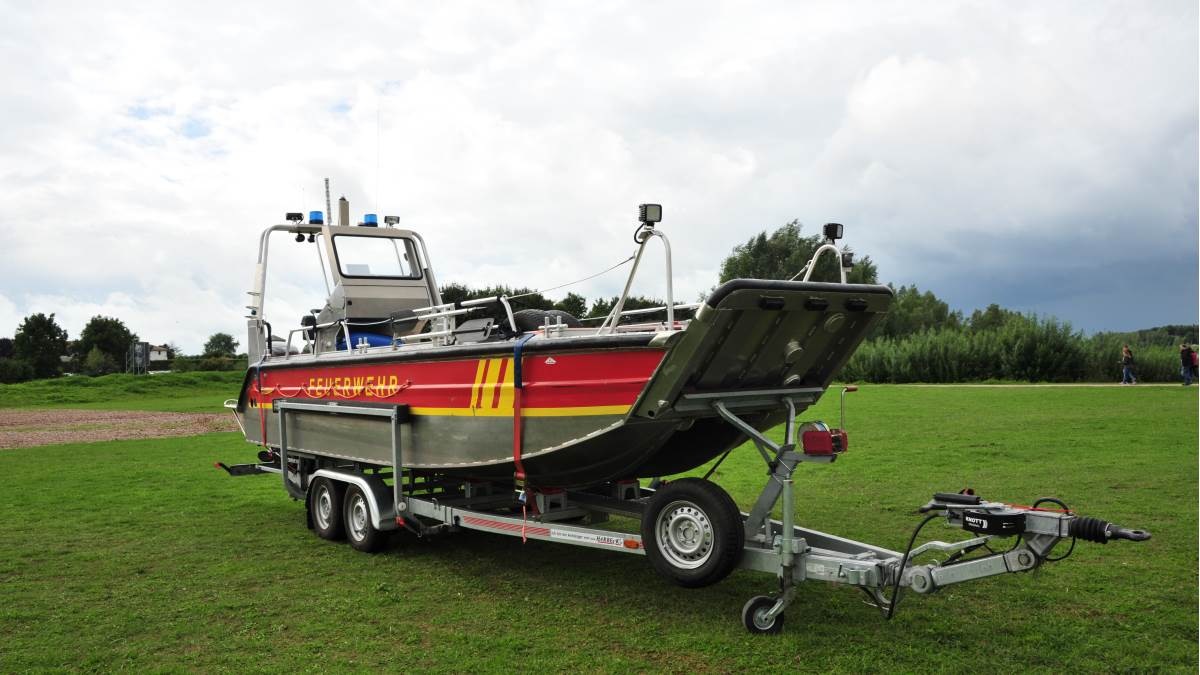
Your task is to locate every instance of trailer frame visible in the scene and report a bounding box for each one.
[220,390,1149,633]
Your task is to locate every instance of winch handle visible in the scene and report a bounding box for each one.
[839,385,858,430]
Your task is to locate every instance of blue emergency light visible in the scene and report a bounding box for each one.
[362,213,378,227]
[309,211,324,224]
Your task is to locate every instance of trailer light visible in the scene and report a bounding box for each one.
[623,539,641,550]
[285,212,303,222]
[361,213,378,227]
[383,215,400,226]
[309,211,324,225]
[639,203,662,224]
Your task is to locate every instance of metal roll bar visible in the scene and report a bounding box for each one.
[599,225,676,335]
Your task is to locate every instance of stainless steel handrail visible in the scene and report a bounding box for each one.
[598,226,676,335]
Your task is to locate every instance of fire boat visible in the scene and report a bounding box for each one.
[220,199,1149,633]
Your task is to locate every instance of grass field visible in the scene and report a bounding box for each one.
[0,371,243,412]
[1,384,1196,671]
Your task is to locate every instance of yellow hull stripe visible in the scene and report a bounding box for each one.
[258,401,626,416]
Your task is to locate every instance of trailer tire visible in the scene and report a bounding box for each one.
[742,595,784,635]
[511,309,582,332]
[309,477,345,541]
[343,484,387,553]
[642,478,743,588]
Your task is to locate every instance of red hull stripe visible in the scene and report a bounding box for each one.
[461,516,551,538]
[254,349,664,417]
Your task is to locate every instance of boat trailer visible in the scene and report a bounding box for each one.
[218,386,1150,634]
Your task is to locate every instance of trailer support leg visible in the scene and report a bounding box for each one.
[391,406,407,526]
[760,476,804,623]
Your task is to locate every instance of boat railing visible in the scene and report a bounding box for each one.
[275,297,523,360]
[789,225,855,284]
[282,319,353,359]
[597,214,675,335]
[578,302,701,330]
[457,296,518,333]
[271,273,705,362]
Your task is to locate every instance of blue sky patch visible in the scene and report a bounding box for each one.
[127,103,171,120]
[180,117,211,138]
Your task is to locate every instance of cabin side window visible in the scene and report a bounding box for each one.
[332,235,421,279]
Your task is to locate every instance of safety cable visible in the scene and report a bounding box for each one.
[1032,497,1076,562]
[507,255,636,299]
[883,513,940,620]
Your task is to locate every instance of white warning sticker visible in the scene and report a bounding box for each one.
[549,529,626,548]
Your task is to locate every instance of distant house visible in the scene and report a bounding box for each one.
[149,345,170,362]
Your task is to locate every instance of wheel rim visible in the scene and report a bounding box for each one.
[753,604,777,631]
[655,500,714,569]
[348,494,369,541]
[314,485,334,530]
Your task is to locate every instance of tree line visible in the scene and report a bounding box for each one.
[0,313,245,383]
[443,219,1197,383]
[1,220,1194,384]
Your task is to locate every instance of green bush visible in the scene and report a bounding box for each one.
[83,347,119,376]
[171,356,242,372]
[842,314,1187,383]
[0,359,35,384]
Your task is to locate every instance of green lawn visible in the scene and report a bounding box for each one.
[0,371,243,412]
[1,386,1196,672]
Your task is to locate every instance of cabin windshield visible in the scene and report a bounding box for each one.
[332,234,421,279]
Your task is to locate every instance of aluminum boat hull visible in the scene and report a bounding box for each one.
[235,280,893,486]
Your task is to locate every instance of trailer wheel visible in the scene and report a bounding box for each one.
[309,477,345,541]
[741,595,784,635]
[343,484,387,553]
[641,478,743,588]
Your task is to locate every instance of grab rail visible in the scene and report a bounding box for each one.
[579,302,700,326]
[282,319,352,359]
[790,243,849,284]
[598,225,675,335]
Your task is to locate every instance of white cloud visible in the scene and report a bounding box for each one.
[0,0,1195,351]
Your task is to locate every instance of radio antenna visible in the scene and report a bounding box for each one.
[324,177,332,227]
[375,99,381,214]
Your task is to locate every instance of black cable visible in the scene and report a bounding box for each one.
[884,513,941,620]
[942,542,990,566]
[507,255,636,300]
[1032,497,1076,562]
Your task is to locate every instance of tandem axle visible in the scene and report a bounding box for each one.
[218,389,1150,634]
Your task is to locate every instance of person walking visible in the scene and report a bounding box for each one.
[1120,345,1137,385]
[1191,345,1198,380]
[1179,344,1194,386]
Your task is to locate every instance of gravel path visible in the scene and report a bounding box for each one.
[0,409,238,449]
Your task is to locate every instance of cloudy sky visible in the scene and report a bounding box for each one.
[1,1,1195,353]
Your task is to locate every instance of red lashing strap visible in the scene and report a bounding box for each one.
[513,386,526,482]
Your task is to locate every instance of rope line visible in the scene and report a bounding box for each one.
[507,255,635,299]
